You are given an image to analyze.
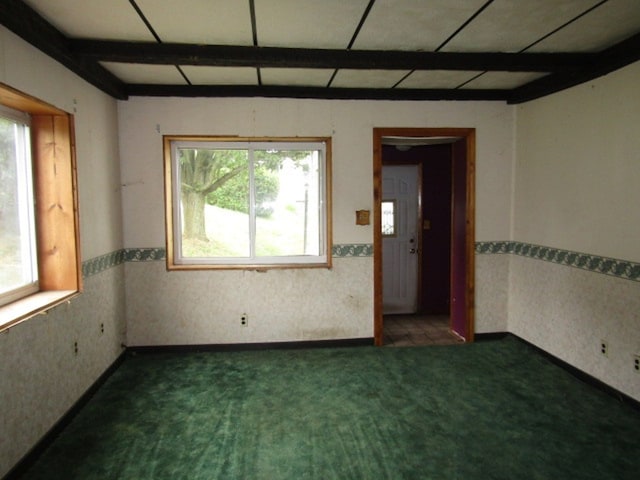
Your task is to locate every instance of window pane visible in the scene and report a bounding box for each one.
[0,116,37,299]
[167,137,330,268]
[382,200,396,236]
[254,149,321,257]
[178,148,250,258]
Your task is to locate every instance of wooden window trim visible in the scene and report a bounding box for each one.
[163,135,332,270]
[0,83,81,332]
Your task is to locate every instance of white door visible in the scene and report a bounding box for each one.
[382,165,419,314]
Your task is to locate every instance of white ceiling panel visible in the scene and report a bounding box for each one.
[24,0,154,40]
[255,0,370,48]
[397,70,483,89]
[100,63,187,84]
[442,0,598,52]
[352,0,489,51]
[528,0,640,52]
[461,71,549,89]
[11,0,640,102]
[261,69,334,87]
[331,69,410,89]
[180,66,258,85]
[136,0,253,45]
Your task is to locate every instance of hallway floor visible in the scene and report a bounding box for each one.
[383,314,464,347]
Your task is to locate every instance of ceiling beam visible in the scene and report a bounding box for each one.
[125,84,511,102]
[0,0,127,100]
[508,32,640,103]
[70,40,593,73]
[1,0,638,104]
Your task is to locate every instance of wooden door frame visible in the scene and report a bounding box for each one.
[373,128,476,346]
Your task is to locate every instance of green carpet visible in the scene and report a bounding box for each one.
[17,337,640,479]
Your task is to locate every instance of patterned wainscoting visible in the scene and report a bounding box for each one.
[476,241,640,282]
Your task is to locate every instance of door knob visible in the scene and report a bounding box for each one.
[409,248,416,254]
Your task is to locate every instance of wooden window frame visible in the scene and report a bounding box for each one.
[163,135,332,270]
[0,83,81,331]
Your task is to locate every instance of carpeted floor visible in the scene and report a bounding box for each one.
[15,337,640,479]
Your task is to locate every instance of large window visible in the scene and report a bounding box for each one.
[164,136,332,269]
[0,83,81,330]
[0,107,38,306]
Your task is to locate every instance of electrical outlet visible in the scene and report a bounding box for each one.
[241,314,248,327]
[600,340,608,357]
[100,323,104,335]
[634,355,640,372]
[74,341,78,356]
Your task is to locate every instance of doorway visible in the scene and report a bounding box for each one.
[373,128,476,346]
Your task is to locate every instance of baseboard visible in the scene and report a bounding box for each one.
[127,337,375,354]
[508,333,640,411]
[474,331,510,341]
[3,350,128,480]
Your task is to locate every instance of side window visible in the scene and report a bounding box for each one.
[381,200,396,237]
[164,137,332,269]
[0,108,38,306]
[0,83,81,330]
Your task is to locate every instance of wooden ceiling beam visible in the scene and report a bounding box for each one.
[70,40,593,73]
[508,32,640,103]
[125,84,511,101]
[1,0,638,103]
[0,0,127,99]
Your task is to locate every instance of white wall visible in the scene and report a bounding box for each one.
[119,97,514,345]
[514,62,640,262]
[511,61,640,401]
[0,27,126,477]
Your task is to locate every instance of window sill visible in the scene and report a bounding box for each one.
[0,290,79,332]
[167,260,332,271]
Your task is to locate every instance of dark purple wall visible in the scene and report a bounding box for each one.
[420,145,452,314]
[450,140,468,338]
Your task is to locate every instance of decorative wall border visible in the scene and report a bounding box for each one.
[475,241,512,255]
[332,244,373,257]
[476,241,640,282]
[84,242,639,282]
[81,250,125,278]
[82,244,373,278]
[81,248,166,278]
[123,248,166,262]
